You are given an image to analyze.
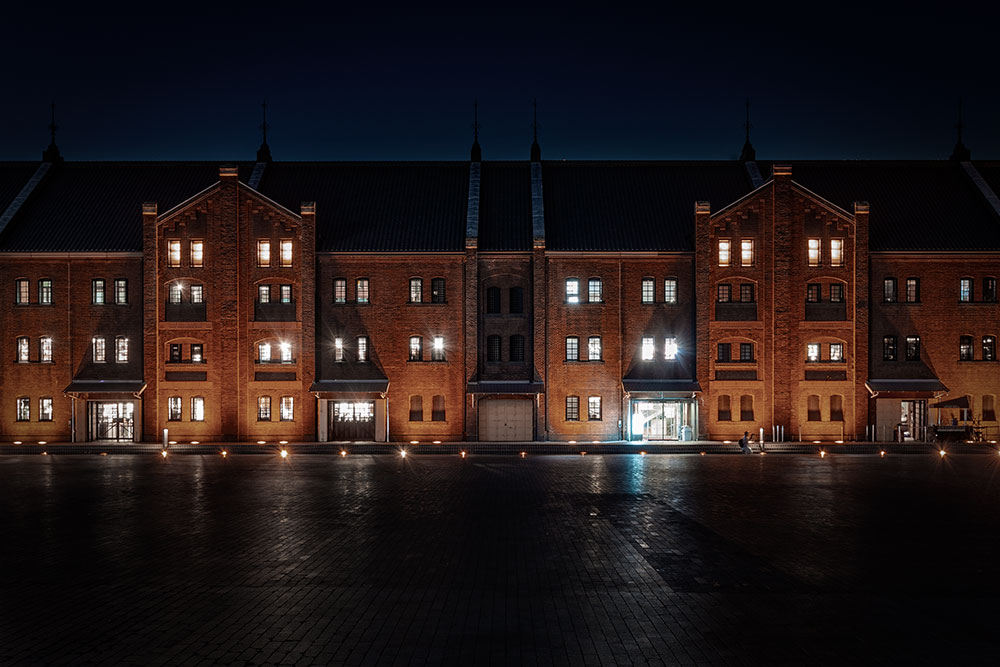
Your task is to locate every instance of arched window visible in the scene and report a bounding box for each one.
[830,395,844,421]
[807,395,821,421]
[486,286,501,313]
[432,395,446,422]
[486,335,501,362]
[509,335,525,362]
[983,395,997,422]
[409,395,423,421]
[740,395,754,421]
[717,395,731,421]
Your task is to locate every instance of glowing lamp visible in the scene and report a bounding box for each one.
[280,449,288,458]
[161,450,168,458]
[400,450,407,458]
[221,450,227,458]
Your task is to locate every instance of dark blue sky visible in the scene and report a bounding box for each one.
[4,3,999,161]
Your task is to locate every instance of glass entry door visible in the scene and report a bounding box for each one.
[901,400,927,440]
[632,401,681,441]
[88,401,135,441]
[330,401,376,441]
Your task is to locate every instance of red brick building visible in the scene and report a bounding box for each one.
[2,137,999,444]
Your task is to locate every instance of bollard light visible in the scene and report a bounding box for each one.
[161,450,168,458]
[520,451,526,458]
[460,451,466,458]
[939,449,946,458]
[340,450,347,457]
[820,450,826,458]
[280,449,288,458]
[640,451,646,457]
[400,450,407,458]
[880,450,886,457]
[221,450,227,458]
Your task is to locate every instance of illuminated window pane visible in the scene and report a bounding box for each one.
[16,397,30,421]
[664,337,678,361]
[740,342,753,361]
[641,336,655,361]
[93,337,106,363]
[190,240,204,267]
[830,239,843,267]
[169,284,182,304]
[806,343,820,362]
[664,278,677,304]
[190,285,203,304]
[257,240,271,267]
[258,284,270,303]
[257,396,271,421]
[641,278,654,304]
[806,284,821,302]
[334,279,346,303]
[280,396,294,421]
[280,240,293,267]
[409,278,423,303]
[39,397,53,422]
[565,396,579,421]
[906,336,920,361]
[39,279,52,305]
[92,279,105,304]
[356,278,370,303]
[17,336,29,362]
[588,396,602,421]
[959,278,972,303]
[191,397,205,421]
[116,337,128,363]
[830,343,843,361]
[168,396,182,421]
[830,284,844,302]
[883,335,897,361]
[565,336,579,361]
[718,239,731,267]
[431,336,445,361]
[960,336,973,361]
[808,238,821,266]
[357,336,368,362]
[258,342,271,362]
[588,278,603,303]
[717,284,731,302]
[409,336,422,361]
[588,336,602,361]
[740,283,755,303]
[741,239,754,266]
[191,344,203,363]
[168,240,181,267]
[334,337,344,362]
[280,342,292,362]
[906,278,919,303]
[883,277,897,302]
[984,336,996,361]
[16,279,29,304]
[40,337,52,362]
[280,285,292,303]
[115,279,127,304]
[565,278,579,304]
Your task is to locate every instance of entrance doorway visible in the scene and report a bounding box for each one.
[478,398,533,441]
[330,401,375,441]
[900,400,927,440]
[87,401,135,441]
[630,400,695,441]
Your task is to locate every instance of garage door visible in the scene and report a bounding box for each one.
[478,398,533,441]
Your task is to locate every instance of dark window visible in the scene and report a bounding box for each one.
[807,395,821,421]
[806,284,821,303]
[510,335,525,362]
[905,278,920,303]
[409,395,423,421]
[984,395,997,422]
[829,284,844,303]
[984,336,997,361]
[739,343,754,362]
[717,284,731,303]
[905,336,920,361]
[740,395,754,421]
[740,284,755,303]
[565,396,579,421]
[984,278,997,303]
[960,336,973,361]
[169,344,181,362]
[830,395,844,422]
[509,287,524,314]
[883,277,897,303]
[432,395,446,421]
[486,286,501,313]
[717,395,731,421]
[431,278,446,303]
[717,343,731,362]
[883,335,897,361]
[487,335,501,362]
[333,278,346,303]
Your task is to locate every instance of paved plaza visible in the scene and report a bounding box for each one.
[2,452,999,666]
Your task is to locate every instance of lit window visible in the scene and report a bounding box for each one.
[431,278,446,303]
[279,342,292,363]
[16,279,29,304]
[168,397,182,421]
[409,336,422,361]
[169,284,182,304]
[960,278,972,303]
[883,278,897,303]
[487,335,501,362]
[740,342,753,362]
[664,279,677,304]
[409,278,423,303]
[830,343,843,362]
[510,335,524,362]
[280,240,293,267]
[431,336,445,361]
[357,336,368,362]
[960,336,973,361]
[115,279,127,304]
[190,285,203,304]
[641,278,654,304]
[92,279,105,304]
[280,396,294,421]
[806,284,821,303]
[984,336,996,361]
[741,239,754,266]
[830,239,843,267]
[38,279,52,305]
[588,396,602,421]
[334,337,344,362]
[17,336,29,362]
[565,396,579,421]
[905,278,919,303]
[588,278,603,303]
[39,397,53,422]
[718,239,731,267]
[190,240,203,267]
[116,337,128,363]
[664,337,678,361]
[16,397,30,421]
[258,342,271,362]
[717,343,731,362]
[40,337,52,363]
[883,335,897,361]
[808,239,820,267]
[588,336,602,361]
[168,240,181,267]
[334,279,346,303]
[280,285,292,304]
[191,397,205,422]
[565,336,579,361]
[740,284,755,303]
[905,335,920,361]
[717,284,731,303]
[169,344,181,362]
[93,337,106,363]
[257,396,271,421]
[191,344,203,363]
[258,284,270,303]
[432,395,446,422]
[641,336,655,361]
[830,284,844,303]
[356,279,369,304]
[257,240,271,267]
[565,278,580,304]
[806,343,820,362]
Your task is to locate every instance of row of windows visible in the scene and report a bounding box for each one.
[169,343,203,363]
[258,284,293,304]
[409,395,446,421]
[641,337,679,361]
[169,283,204,304]
[882,278,921,303]
[167,239,295,269]
[166,396,208,421]
[255,396,295,422]
[409,336,446,361]
[409,278,446,304]
[485,286,525,313]
[486,335,525,362]
[717,343,754,362]
[717,283,755,303]
[15,278,129,306]
[882,335,921,361]
[565,278,680,305]
[806,343,845,362]
[566,336,605,361]
[15,397,53,422]
[565,395,602,421]
[15,336,53,363]
[15,278,53,305]
[333,278,370,304]
[257,342,295,363]
[332,337,369,362]
[718,238,844,268]
[958,278,999,303]
[806,283,845,303]
[717,395,756,421]
[958,336,997,361]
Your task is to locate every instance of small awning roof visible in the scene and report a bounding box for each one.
[931,396,970,409]
[623,379,701,393]
[466,381,544,394]
[310,379,388,394]
[866,378,947,393]
[64,380,146,394]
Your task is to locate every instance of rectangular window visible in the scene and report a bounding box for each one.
[717,343,731,362]
[38,279,53,305]
[191,397,205,422]
[409,278,423,303]
[588,278,603,303]
[806,283,821,303]
[168,240,181,267]
[808,238,820,267]
[740,284,755,303]
[588,396,602,421]
[17,336,29,362]
[883,277,897,303]
[190,240,204,267]
[39,397,53,422]
[905,336,920,361]
[257,240,271,267]
[431,278,446,303]
[960,278,972,303]
[717,395,731,421]
[16,279,29,304]
[190,284,204,304]
[830,395,844,422]
[486,287,501,313]
[356,279,370,304]
[984,278,997,303]
[409,336,422,361]
[883,335,897,361]
[93,337,106,363]
[258,342,271,362]
[169,343,181,363]
[641,336,655,361]
[169,284,182,304]
[806,343,820,362]
[830,343,843,362]
[279,342,292,363]
[565,396,580,421]
[740,342,753,362]
[588,336,602,361]
[830,284,844,303]
[334,337,344,362]
[168,396,182,421]
[740,395,754,422]
[116,337,128,363]
[258,284,270,304]
[409,395,423,421]
[279,240,293,267]
[807,395,821,421]
[718,239,731,267]
[280,285,292,304]
[115,279,127,304]
[17,397,30,421]
[257,396,271,421]
[487,335,501,362]
[357,336,368,362]
[717,284,731,303]
[431,336,445,361]
[40,337,52,363]
[960,336,973,361]
[92,279,105,304]
[664,337,678,361]
[830,239,843,267]
[280,396,294,421]
[565,336,579,361]
[334,279,346,303]
[984,336,996,362]
[906,278,920,303]
[741,239,754,266]
[510,335,524,362]
[431,395,446,422]
[664,279,677,304]
[565,278,579,304]
[509,287,524,313]
[983,395,997,422]
[641,278,654,304]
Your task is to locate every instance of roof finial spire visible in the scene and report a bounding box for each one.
[470,98,482,162]
[950,97,970,161]
[740,97,756,162]
[42,101,62,163]
[257,100,272,162]
[530,98,541,161]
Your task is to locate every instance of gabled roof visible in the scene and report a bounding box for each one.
[973,161,1000,210]
[0,162,40,216]
[478,162,532,251]
[542,161,752,251]
[256,162,469,252]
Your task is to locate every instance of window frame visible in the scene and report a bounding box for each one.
[279,396,294,421]
[565,336,579,361]
[486,335,502,362]
[280,284,292,304]
[587,277,603,304]
[829,343,843,362]
[565,278,580,304]
[431,395,446,422]
[718,239,731,267]
[587,396,602,421]
[258,284,270,304]
[279,239,293,267]
[829,238,844,267]
[984,336,996,362]
[409,336,423,362]
[960,278,972,303]
[565,395,580,421]
[883,277,897,303]
[510,334,525,362]
[740,239,754,267]
[357,336,368,362]
[38,278,53,305]
[717,342,731,362]
[905,335,921,361]
[717,284,731,303]
[739,283,755,303]
[93,337,106,363]
[829,283,844,303]
[409,278,423,304]
[16,336,29,363]
[807,238,821,267]
[806,343,820,362]
[333,278,347,304]
[356,278,370,304]
[16,396,30,422]
[739,342,754,362]
[167,239,181,267]
[334,337,344,362]
[92,278,106,305]
[740,394,754,422]
[959,335,973,361]
[431,277,446,303]
[663,278,677,304]
[40,336,52,363]
[486,286,501,314]
[190,343,203,363]
[115,278,128,305]
[39,397,54,422]
[190,239,204,268]
[717,395,731,422]
[588,336,602,361]
[806,283,821,303]
[883,335,897,361]
[509,287,524,314]
[190,396,205,422]
[257,396,271,421]
[115,336,129,363]
[168,283,182,304]
[168,396,183,421]
[257,240,271,268]
[409,395,423,422]
[190,284,204,304]
[905,277,920,303]
[641,278,654,304]
[15,278,30,304]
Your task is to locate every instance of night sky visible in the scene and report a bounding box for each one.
[4,3,999,162]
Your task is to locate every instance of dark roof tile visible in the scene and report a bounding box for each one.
[0,162,39,218]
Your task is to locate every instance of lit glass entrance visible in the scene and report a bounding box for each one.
[900,400,927,440]
[87,401,135,441]
[630,400,695,441]
[330,401,375,441]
